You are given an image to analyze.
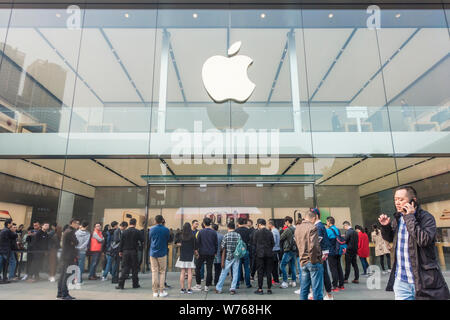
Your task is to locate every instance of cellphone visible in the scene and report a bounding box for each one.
[402,199,417,213]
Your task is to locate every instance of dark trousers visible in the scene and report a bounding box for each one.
[195,255,214,286]
[256,256,273,290]
[57,261,73,298]
[30,253,43,279]
[328,255,344,288]
[360,257,369,274]
[323,258,332,293]
[271,251,280,283]
[118,250,139,288]
[111,254,120,283]
[214,262,222,285]
[250,249,256,278]
[344,253,359,281]
[380,253,391,271]
[26,252,33,275]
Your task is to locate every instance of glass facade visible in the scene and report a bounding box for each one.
[0,3,449,269]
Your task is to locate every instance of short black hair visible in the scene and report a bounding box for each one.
[81,221,89,228]
[110,221,118,228]
[192,219,198,224]
[69,219,80,225]
[247,219,253,225]
[213,224,219,231]
[203,217,212,226]
[343,221,351,226]
[120,221,128,228]
[355,225,363,232]
[268,219,275,226]
[395,185,417,200]
[284,216,293,224]
[227,221,235,229]
[257,218,266,226]
[326,216,335,225]
[4,218,12,228]
[155,215,164,224]
[237,217,247,225]
[129,218,137,226]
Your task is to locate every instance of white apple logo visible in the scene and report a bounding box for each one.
[202,41,255,103]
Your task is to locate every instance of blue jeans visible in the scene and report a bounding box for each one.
[393,277,415,300]
[237,251,251,287]
[360,257,369,275]
[0,253,16,279]
[78,252,86,283]
[89,252,101,277]
[300,262,324,300]
[280,251,297,282]
[102,254,113,278]
[216,258,240,292]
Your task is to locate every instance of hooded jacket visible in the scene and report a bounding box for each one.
[75,229,91,253]
[381,206,450,300]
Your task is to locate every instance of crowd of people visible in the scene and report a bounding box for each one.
[0,185,448,300]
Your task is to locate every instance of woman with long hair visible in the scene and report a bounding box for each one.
[355,225,370,276]
[371,224,391,274]
[175,222,196,294]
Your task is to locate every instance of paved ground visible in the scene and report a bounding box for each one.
[1,270,449,300]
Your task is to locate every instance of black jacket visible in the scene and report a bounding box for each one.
[252,228,275,258]
[344,228,358,254]
[381,207,450,300]
[0,227,17,254]
[235,227,251,247]
[30,229,49,252]
[119,227,144,252]
[61,227,78,264]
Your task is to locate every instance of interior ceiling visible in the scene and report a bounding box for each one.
[0,24,447,112]
[0,157,448,199]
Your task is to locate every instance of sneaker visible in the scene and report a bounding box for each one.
[159,291,168,297]
[267,289,272,294]
[324,294,334,300]
[48,277,55,282]
[204,286,209,292]
[230,290,236,295]
[352,280,359,284]
[339,286,345,291]
[187,289,193,294]
[215,289,222,294]
[153,292,159,298]
[291,281,296,288]
[308,292,313,300]
[101,277,107,281]
[294,289,300,294]
[180,289,187,294]
[165,283,171,289]
[331,288,340,292]
[343,280,348,284]
[280,282,289,289]
[254,289,263,295]
[62,295,76,300]
[246,284,252,289]
[21,275,28,281]
[387,269,392,273]
[192,284,202,291]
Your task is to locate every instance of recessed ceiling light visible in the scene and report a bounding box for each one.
[328,13,334,19]
[55,13,61,18]
[395,13,401,18]
[124,13,130,18]
[260,13,266,19]
[193,13,198,19]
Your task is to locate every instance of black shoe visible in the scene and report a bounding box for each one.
[111,280,118,284]
[246,285,252,288]
[115,285,124,290]
[165,283,171,289]
[62,295,76,300]
[267,289,273,294]
[254,289,263,295]
[133,285,141,289]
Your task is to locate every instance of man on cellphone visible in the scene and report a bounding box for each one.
[378,185,449,300]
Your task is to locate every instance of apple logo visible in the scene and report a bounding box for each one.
[202,41,255,103]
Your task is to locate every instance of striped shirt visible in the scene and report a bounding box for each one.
[395,216,414,283]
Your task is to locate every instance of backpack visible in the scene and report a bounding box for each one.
[234,237,247,259]
[287,227,297,252]
[330,227,347,255]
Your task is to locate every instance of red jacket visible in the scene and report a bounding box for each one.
[357,231,370,258]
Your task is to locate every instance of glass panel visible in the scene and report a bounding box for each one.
[67,7,157,156]
[0,6,82,156]
[378,6,450,155]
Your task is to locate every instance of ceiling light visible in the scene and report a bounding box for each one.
[260,13,266,19]
[200,184,207,188]
[395,13,401,18]
[193,13,198,19]
[124,13,130,18]
[328,13,334,18]
[256,183,263,187]
[55,13,61,18]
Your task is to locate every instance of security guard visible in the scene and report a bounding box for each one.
[116,218,144,289]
